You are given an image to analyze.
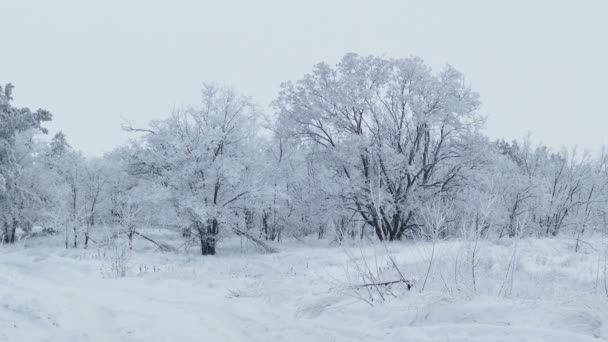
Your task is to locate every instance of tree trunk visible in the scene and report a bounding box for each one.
[196,219,218,256]
[262,211,269,240]
[73,227,78,248]
[9,218,17,244]
[200,237,216,255]
[2,221,10,244]
[128,231,134,250]
[369,208,412,241]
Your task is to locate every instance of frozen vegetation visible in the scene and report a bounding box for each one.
[2,54,608,340]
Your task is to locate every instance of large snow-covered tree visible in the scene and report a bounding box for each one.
[0,83,52,243]
[276,54,481,240]
[129,84,258,254]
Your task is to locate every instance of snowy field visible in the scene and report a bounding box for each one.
[1,234,608,342]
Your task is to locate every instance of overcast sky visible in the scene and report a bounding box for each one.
[1,0,606,156]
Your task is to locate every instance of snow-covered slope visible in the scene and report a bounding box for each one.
[1,237,607,341]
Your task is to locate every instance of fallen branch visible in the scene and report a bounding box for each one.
[232,228,278,254]
[131,231,175,252]
[350,279,414,291]
[100,231,175,252]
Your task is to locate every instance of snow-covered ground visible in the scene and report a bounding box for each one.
[1,234,607,341]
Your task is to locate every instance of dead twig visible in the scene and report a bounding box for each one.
[349,279,414,291]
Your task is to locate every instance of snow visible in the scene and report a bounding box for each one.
[1,235,607,341]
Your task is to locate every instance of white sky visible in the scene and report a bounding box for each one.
[1,0,607,156]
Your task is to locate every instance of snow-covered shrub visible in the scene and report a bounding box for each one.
[100,238,131,278]
[341,243,414,305]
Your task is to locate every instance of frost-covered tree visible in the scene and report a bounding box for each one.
[129,84,258,255]
[0,83,52,243]
[276,54,481,241]
[492,138,597,238]
[44,133,89,248]
[251,135,336,241]
[100,147,163,250]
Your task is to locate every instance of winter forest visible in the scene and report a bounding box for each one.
[3,54,606,252]
[2,53,608,341]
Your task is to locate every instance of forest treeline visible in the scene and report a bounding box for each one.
[1,54,605,254]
